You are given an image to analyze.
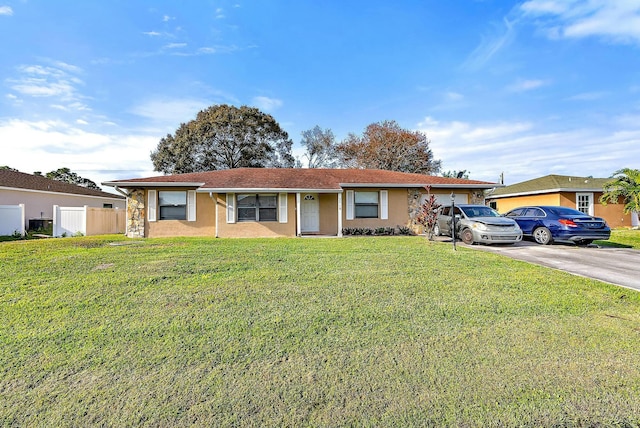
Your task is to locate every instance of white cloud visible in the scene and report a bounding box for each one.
[446,91,464,101]
[252,96,282,111]
[129,98,211,131]
[143,31,161,37]
[0,5,12,15]
[461,17,516,70]
[416,115,640,184]
[0,118,158,186]
[565,91,608,101]
[163,42,187,49]
[7,63,84,104]
[507,79,549,92]
[520,0,640,45]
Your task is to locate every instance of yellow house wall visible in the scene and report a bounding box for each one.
[216,193,297,238]
[343,188,407,229]
[493,194,560,214]
[318,193,339,235]
[147,191,216,238]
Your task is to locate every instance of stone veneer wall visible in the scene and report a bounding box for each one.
[470,190,485,205]
[126,189,145,238]
[407,189,423,233]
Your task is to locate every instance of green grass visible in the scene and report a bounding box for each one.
[1,236,640,427]
[597,228,640,249]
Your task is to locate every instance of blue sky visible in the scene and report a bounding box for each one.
[1,0,639,190]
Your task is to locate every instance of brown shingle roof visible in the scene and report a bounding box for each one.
[0,169,124,199]
[104,168,498,190]
[490,174,611,197]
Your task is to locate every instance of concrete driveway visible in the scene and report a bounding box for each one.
[459,240,640,291]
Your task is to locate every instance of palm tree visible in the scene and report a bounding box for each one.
[600,168,640,217]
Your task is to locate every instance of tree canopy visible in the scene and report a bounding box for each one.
[151,104,294,174]
[300,125,337,168]
[40,167,101,190]
[336,120,441,175]
[600,168,640,215]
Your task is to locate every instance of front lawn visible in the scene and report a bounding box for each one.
[597,228,640,249]
[1,236,639,426]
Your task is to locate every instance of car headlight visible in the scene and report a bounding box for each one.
[473,223,489,231]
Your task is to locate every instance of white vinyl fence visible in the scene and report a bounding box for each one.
[0,204,25,236]
[53,205,125,237]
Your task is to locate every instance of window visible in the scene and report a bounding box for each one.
[103,203,113,208]
[489,201,497,210]
[159,191,187,220]
[576,193,593,215]
[237,194,277,222]
[354,191,378,218]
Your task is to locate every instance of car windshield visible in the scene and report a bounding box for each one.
[460,206,500,218]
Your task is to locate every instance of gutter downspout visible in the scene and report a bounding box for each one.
[114,186,131,197]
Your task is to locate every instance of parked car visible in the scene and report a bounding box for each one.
[434,204,523,245]
[504,206,611,245]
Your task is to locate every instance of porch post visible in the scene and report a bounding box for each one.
[337,192,343,237]
[296,192,301,236]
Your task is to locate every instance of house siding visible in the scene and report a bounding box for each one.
[493,194,561,214]
[342,188,407,229]
[216,193,297,238]
[146,191,216,238]
[1,187,125,230]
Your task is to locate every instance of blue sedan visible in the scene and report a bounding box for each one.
[504,206,611,245]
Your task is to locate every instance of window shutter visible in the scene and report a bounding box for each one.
[226,193,235,223]
[148,190,156,222]
[279,193,288,223]
[380,190,388,220]
[346,190,354,220]
[187,190,196,221]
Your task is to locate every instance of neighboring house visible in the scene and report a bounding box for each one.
[0,170,126,230]
[103,168,500,238]
[486,174,638,228]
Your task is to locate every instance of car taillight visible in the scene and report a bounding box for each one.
[559,219,577,227]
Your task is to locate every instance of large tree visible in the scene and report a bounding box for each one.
[44,167,101,190]
[300,125,337,168]
[336,120,441,174]
[600,168,640,217]
[151,104,294,174]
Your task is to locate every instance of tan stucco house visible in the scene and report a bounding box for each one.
[103,168,500,238]
[486,174,638,228]
[0,169,126,231]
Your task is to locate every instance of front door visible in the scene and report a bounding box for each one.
[301,194,320,233]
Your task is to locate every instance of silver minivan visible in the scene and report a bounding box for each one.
[434,204,522,245]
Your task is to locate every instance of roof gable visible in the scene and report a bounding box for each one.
[491,174,611,197]
[104,168,499,191]
[0,169,124,199]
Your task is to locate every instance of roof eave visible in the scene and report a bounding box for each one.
[340,183,499,189]
[198,187,343,193]
[102,181,206,188]
[489,187,604,199]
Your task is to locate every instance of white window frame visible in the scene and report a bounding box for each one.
[147,190,157,222]
[345,190,387,220]
[236,193,278,222]
[279,193,288,223]
[576,192,594,215]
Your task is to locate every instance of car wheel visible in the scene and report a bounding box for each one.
[461,228,474,245]
[433,223,441,236]
[533,227,553,245]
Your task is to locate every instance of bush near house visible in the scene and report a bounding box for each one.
[1,236,640,426]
